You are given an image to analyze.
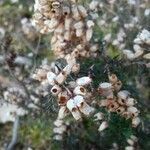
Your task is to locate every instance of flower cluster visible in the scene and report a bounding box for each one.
[0,99,27,123]
[31,0,144,145]
[123,29,150,60]
[98,74,140,128]
[3,87,26,105]
[33,0,98,58]
[33,55,95,120]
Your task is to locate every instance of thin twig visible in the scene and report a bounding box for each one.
[7,116,19,150]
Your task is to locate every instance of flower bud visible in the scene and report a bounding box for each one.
[68,81,77,89]
[71,63,80,74]
[47,71,56,85]
[86,28,93,41]
[132,117,140,127]
[98,121,108,132]
[78,5,87,18]
[58,106,68,119]
[76,28,84,37]
[63,65,72,75]
[113,80,122,91]
[54,119,63,127]
[53,135,62,141]
[127,139,134,146]
[108,74,118,84]
[74,21,84,29]
[53,125,66,134]
[72,5,81,20]
[143,53,150,59]
[87,20,95,28]
[125,146,134,150]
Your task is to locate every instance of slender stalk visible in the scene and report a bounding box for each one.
[7,116,19,150]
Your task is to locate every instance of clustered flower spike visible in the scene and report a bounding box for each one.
[98,74,140,128]
[123,29,150,60]
[33,55,95,121]
[33,0,99,58]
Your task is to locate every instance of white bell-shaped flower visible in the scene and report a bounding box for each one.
[78,5,87,18]
[67,99,82,120]
[125,146,134,150]
[76,76,92,86]
[54,119,63,127]
[72,63,80,74]
[98,82,113,98]
[132,117,140,127]
[55,71,67,84]
[127,106,138,114]
[126,98,136,106]
[118,90,130,100]
[72,5,81,20]
[87,20,95,28]
[143,53,150,59]
[53,135,63,141]
[86,28,93,41]
[74,95,84,107]
[65,54,76,66]
[74,95,94,116]
[89,0,99,11]
[127,106,139,117]
[73,86,87,96]
[47,71,56,85]
[63,65,72,75]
